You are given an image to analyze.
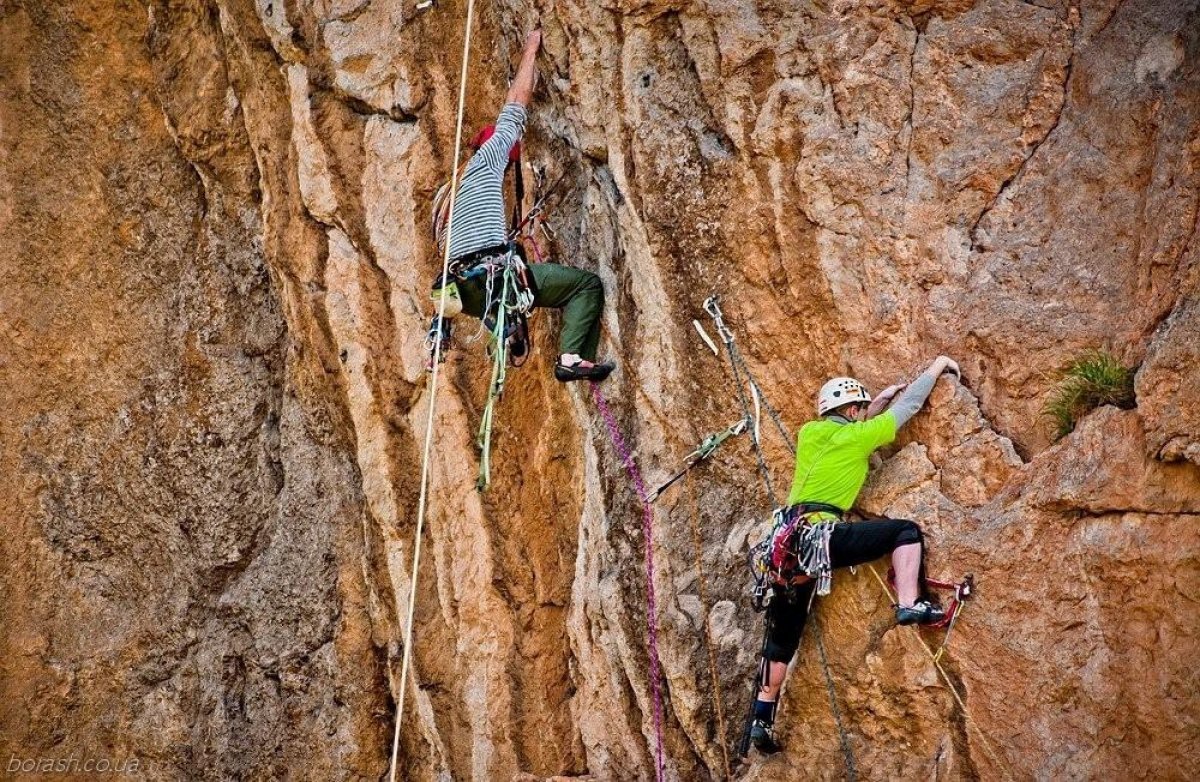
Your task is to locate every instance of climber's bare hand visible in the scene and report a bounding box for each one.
[934,355,960,378]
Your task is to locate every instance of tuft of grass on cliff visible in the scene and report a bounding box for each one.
[1044,350,1137,441]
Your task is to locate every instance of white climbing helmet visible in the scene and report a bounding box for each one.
[817,376,871,416]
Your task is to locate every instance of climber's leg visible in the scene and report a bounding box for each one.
[530,263,605,357]
[746,582,815,754]
[529,263,614,381]
[828,518,943,625]
[892,541,923,608]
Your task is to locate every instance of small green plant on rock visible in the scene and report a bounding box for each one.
[1043,350,1136,441]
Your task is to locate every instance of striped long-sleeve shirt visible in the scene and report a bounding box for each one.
[440,102,527,260]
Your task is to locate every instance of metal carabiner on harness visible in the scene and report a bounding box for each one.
[424,315,453,370]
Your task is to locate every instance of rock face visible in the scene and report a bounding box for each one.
[1,1,1197,780]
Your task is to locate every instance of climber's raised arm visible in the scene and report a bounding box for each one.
[866,383,905,419]
[469,29,540,171]
[505,29,542,108]
[886,355,960,428]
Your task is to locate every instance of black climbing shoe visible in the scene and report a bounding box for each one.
[895,600,947,626]
[554,360,615,383]
[749,719,782,755]
[508,333,528,359]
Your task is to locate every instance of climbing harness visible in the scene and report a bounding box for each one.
[747,504,839,610]
[592,383,667,782]
[422,244,536,490]
[471,246,536,490]
[648,419,747,503]
[701,295,857,776]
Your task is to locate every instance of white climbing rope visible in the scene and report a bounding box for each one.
[387,1,477,778]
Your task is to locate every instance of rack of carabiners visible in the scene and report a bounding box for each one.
[426,247,536,490]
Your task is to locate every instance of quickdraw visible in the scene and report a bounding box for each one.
[509,167,566,244]
[648,418,747,503]
[423,314,454,370]
[887,568,975,660]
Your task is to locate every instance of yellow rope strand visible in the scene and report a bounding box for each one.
[865,565,1014,782]
[387,1,477,778]
[685,480,732,781]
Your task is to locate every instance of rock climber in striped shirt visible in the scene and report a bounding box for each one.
[435,28,615,383]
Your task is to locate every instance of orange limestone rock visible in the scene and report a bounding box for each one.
[1,1,1197,780]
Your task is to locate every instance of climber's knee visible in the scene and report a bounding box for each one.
[762,590,808,663]
[582,269,603,295]
[894,519,923,548]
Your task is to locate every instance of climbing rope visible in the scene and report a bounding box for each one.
[592,382,667,782]
[865,565,1014,782]
[387,0,477,778]
[704,295,858,779]
[685,479,733,782]
[812,619,859,782]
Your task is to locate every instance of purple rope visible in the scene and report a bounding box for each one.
[591,382,666,782]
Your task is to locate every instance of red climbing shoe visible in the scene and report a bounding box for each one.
[554,359,615,383]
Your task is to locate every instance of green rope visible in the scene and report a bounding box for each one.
[476,264,517,490]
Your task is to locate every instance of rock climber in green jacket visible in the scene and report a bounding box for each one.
[432,28,614,382]
[748,355,961,754]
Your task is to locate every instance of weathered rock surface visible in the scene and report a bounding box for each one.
[1,0,1197,780]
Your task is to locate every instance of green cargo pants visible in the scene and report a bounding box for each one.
[457,262,605,360]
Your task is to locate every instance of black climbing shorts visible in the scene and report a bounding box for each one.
[762,517,925,663]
